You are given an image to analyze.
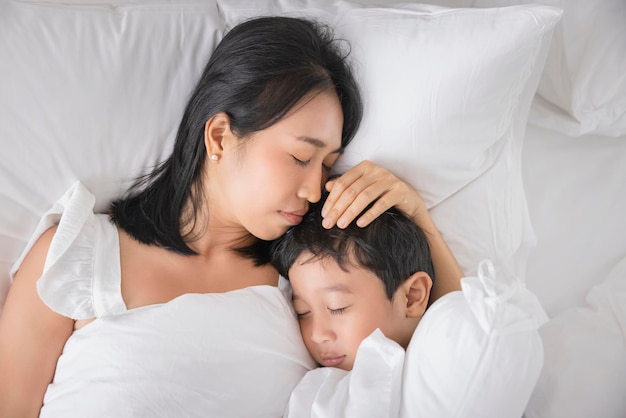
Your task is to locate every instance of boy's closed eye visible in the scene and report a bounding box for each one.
[296,310,310,319]
[295,306,351,319]
[328,306,349,315]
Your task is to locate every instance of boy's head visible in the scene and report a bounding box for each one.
[270,196,434,371]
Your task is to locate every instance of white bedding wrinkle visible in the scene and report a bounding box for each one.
[41,291,314,417]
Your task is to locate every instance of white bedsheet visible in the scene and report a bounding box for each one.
[522,123,626,316]
[521,123,626,416]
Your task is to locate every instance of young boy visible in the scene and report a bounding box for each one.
[271,195,434,372]
[270,194,435,417]
[271,192,548,418]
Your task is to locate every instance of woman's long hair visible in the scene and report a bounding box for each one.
[110,16,363,264]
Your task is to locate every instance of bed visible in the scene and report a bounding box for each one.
[0,0,624,416]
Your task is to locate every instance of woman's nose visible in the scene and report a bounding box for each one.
[297,166,323,203]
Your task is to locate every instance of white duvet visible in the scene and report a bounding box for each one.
[286,261,548,418]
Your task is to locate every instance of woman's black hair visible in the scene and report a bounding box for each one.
[109,16,363,263]
[270,194,435,300]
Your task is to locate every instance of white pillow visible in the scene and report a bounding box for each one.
[0,0,222,311]
[528,0,626,137]
[356,0,626,137]
[422,0,626,137]
[217,0,562,279]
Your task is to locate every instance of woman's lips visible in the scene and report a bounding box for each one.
[279,210,305,225]
[320,355,346,368]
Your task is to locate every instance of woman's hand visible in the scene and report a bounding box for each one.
[322,160,428,229]
[323,160,463,301]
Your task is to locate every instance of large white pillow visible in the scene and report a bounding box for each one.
[359,0,626,137]
[0,0,222,311]
[424,0,626,137]
[528,0,626,137]
[218,0,562,279]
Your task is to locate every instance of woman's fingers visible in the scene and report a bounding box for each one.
[322,161,422,229]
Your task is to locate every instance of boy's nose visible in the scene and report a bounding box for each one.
[309,317,335,344]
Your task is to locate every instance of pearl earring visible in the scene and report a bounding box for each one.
[210,154,219,161]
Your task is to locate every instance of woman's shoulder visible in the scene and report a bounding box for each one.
[11,182,125,320]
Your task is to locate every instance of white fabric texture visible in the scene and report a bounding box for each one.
[285,329,404,418]
[400,260,547,418]
[525,257,626,418]
[13,183,316,417]
[520,124,626,417]
[218,0,561,281]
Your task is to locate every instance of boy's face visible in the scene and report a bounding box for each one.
[289,253,415,371]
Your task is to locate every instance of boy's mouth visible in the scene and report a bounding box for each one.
[319,354,346,368]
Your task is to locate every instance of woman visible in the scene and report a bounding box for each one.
[0,16,462,417]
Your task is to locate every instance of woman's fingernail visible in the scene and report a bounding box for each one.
[321,207,328,217]
[322,218,332,228]
[337,218,347,228]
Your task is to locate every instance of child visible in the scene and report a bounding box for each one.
[271,193,434,371]
[271,191,548,418]
[271,192,435,416]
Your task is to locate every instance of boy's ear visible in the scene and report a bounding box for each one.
[402,272,433,318]
[204,112,234,157]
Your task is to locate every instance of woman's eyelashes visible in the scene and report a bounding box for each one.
[292,155,311,167]
[291,155,333,172]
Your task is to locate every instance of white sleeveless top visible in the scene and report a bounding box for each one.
[12,182,316,417]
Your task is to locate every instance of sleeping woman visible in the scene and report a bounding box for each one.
[0,16,463,417]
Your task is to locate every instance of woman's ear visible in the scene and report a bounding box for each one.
[204,112,233,158]
[402,272,433,318]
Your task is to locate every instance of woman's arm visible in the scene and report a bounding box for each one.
[322,160,463,302]
[0,227,74,418]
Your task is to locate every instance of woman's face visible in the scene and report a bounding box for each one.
[211,91,344,240]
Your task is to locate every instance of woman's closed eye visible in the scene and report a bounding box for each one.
[292,155,311,167]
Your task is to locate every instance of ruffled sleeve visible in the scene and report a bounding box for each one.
[10,181,126,320]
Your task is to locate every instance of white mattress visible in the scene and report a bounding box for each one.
[522,123,626,317]
[521,123,626,417]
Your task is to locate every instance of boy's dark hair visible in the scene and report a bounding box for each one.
[270,195,435,300]
[110,16,362,263]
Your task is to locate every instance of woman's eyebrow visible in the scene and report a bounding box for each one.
[296,136,344,154]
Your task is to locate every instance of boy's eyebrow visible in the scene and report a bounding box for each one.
[291,284,353,302]
[322,284,353,294]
